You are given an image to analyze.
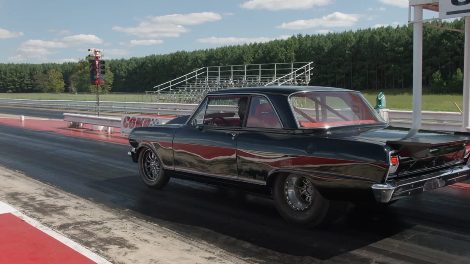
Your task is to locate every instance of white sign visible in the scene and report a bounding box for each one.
[121,115,173,134]
[440,0,470,19]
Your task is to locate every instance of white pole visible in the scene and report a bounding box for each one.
[411,5,423,132]
[463,17,470,130]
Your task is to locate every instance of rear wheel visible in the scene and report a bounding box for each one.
[138,147,170,189]
[273,174,329,226]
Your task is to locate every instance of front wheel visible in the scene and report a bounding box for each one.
[138,147,170,189]
[273,174,329,226]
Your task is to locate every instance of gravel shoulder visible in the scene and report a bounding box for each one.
[0,166,254,264]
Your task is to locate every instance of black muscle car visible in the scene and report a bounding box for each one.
[128,86,470,225]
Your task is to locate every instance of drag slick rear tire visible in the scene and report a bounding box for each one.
[138,147,170,189]
[273,174,329,226]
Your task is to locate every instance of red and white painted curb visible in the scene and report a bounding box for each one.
[0,201,110,264]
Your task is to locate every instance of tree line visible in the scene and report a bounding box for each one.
[0,19,465,94]
[0,61,113,93]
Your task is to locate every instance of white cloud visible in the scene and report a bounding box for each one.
[8,55,28,62]
[113,12,222,38]
[104,48,129,58]
[12,34,104,61]
[21,40,65,55]
[22,39,66,49]
[379,0,408,8]
[279,12,359,30]
[316,29,332,34]
[197,35,289,45]
[367,7,386,11]
[129,39,163,46]
[373,23,388,28]
[150,12,222,25]
[57,58,79,63]
[373,22,402,28]
[113,24,185,38]
[62,34,103,44]
[11,40,65,61]
[48,29,72,36]
[241,0,331,11]
[0,27,23,39]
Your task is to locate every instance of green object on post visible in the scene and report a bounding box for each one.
[375,92,386,110]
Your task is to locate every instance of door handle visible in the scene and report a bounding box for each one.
[229,132,238,140]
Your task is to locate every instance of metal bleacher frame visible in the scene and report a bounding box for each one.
[145,62,314,103]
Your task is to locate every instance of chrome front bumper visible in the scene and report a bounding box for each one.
[372,165,470,203]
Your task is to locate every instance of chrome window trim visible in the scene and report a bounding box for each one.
[186,92,284,129]
[185,97,208,126]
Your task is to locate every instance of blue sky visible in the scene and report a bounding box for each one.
[0,0,435,63]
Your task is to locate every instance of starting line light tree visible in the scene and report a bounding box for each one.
[88,48,106,85]
[87,48,106,115]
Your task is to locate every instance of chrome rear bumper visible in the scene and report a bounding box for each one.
[372,165,470,203]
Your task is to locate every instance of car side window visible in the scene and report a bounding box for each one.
[203,96,248,127]
[246,96,282,129]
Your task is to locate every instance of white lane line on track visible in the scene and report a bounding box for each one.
[0,202,15,214]
[0,201,111,264]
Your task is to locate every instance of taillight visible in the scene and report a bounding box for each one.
[389,153,399,174]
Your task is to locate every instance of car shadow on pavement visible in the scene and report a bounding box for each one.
[91,176,414,261]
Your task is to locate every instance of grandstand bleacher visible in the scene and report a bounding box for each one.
[146,62,314,103]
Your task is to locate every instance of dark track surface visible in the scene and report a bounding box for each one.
[1,108,470,263]
[0,106,66,119]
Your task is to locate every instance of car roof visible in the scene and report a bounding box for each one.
[207,86,354,96]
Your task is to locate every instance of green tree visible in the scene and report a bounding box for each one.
[45,69,65,93]
[0,18,466,93]
[430,70,446,93]
[448,68,463,93]
[33,71,49,92]
[69,60,91,93]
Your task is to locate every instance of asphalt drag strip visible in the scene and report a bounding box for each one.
[1,117,470,263]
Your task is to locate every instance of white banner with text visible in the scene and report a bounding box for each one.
[121,115,173,134]
[440,0,470,19]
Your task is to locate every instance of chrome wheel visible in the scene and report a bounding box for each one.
[284,175,314,211]
[142,149,161,183]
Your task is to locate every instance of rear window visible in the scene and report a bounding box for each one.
[289,91,384,129]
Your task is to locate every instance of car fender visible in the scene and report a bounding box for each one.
[135,142,173,170]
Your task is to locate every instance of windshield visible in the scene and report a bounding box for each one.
[289,91,385,129]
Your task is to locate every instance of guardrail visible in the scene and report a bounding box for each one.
[64,113,121,127]
[63,113,176,135]
[0,98,197,115]
[381,109,464,132]
[63,113,122,133]
[2,98,468,132]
